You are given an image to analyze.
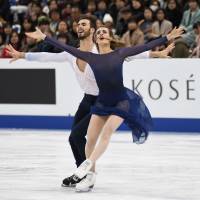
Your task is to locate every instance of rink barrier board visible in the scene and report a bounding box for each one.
[0,115,199,132]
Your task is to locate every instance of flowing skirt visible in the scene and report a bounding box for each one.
[91,88,153,144]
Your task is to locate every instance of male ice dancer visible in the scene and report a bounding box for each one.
[7,15,174,192]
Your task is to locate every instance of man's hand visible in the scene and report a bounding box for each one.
[6,44,25,63]
[25,27,46,41]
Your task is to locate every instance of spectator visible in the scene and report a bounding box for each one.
[56,20,73,45]
[49,9,61,33]
[165,0,182,27]
[149,0,161,12]
[2,31,21,58]
[96,18,104,29]
[0,33,5,57]
[0,0,11,21]
[139,7,154,42]
[130,0,144,22]
[70,21,79,47]
[180,0,200,47]
[21,36,37,52]
[53,33,69,52]
[61,3,72,21]
[94,0,107,21]
[121,17,144,47]
[22,17,34,33]
[37,16,50,33]
[190,21,200,57]
[29,11,38,27]
[116,7,133,36]
[103,13,116,34]
[152,8,173,37]
[108,0,127,25]
[43,0,58,15]
[86,1,97,16]
[70,5,81,22]
[3,23,12,44]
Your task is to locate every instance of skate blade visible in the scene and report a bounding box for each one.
[61,183,76,188]
[75,185,94,193]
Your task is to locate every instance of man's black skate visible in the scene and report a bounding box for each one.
[62,175,82,187]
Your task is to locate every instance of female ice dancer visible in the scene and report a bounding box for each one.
[25,26,183,192]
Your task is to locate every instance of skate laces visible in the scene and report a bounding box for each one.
[80,160,92,171]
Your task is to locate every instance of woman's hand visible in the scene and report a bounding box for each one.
[6,44,25,63]
[167,27,184,41]
[25,27,46,41]
[159,43,175,58]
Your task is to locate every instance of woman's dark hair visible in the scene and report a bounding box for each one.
[155,8,166,17]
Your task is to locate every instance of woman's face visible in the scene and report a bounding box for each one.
[23,19,32,31]
[95,27,111,45]
[4,26,12,35]
[10,32,19,44]
[96,19,103,28]
[168,0,176,10]
[58,21,67,32]
[144,9,153,20]
[157,10,165,21]
[132,0,141,9]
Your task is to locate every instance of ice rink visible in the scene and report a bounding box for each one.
[0,130,200,200]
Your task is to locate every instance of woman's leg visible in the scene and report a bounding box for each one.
[85,114,107,172]
[89,115,124,163]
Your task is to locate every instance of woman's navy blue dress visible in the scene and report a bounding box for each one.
[45,36,168,144]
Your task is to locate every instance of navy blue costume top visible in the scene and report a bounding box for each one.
[45,36,168,144]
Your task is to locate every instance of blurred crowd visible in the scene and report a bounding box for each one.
[1,0,200,58]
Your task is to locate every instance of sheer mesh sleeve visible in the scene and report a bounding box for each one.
[118,36,168,59]
[44,36,92,63]
[25,51,73,64]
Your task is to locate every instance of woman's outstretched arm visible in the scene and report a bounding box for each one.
[119,27,183,58]
[25,28,92,63]
[44,36,92,63]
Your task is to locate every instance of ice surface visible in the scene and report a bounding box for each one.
[0,130,199,200]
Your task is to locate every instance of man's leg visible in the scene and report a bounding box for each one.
[62,95,96,187]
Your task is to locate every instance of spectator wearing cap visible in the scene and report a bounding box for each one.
[151,8,173,38]
[116,7,133,36]
[179,0,200,47]
[121,17,144,47]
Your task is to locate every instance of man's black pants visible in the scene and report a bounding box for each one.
[68,94,97,167]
